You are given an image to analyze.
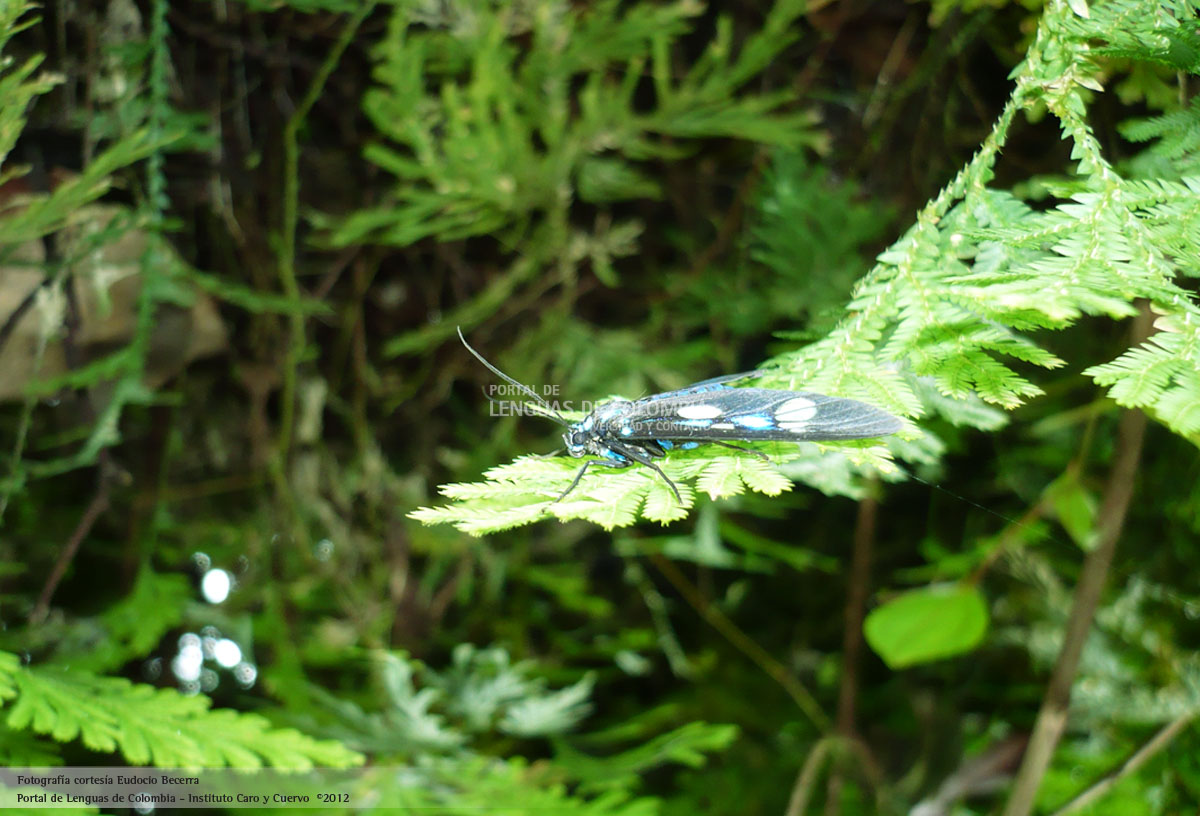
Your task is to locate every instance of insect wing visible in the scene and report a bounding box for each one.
[611,388,901,442]
[640,371,765,400]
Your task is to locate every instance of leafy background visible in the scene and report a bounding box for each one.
[0,0,1198,814]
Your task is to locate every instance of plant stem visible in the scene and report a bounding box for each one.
[31,462,112,622]
[650,552,831,732]
[1001,306,1152,816]
[1049,713,1195,816]
[787,737,834,816]
[825,491,878,814]
[276,2,374,463]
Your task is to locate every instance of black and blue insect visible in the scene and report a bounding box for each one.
[459,328,903,504]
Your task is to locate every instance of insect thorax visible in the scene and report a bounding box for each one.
[591,398,633,424]
[564,399,635,458]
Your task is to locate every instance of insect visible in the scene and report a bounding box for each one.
[459,328,903,504]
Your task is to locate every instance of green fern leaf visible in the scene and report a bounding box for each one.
[695,457,751,500]
[1155,373,1200,433]
[555,720,739,795]
[641,481,693,525]
[550,479,650,530]
[731,457,794,496]
[63,568,191,674]
[0,653,361,769]
[409,436,878,535]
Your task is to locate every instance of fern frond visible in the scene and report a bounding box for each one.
[352,753,661,815]
[43,568,192,675]
[1086,307,1200,434]
[0,130,173,247]
[423,645,593,738]
[554,721,739,795]
[0,4,58,170]
[327,0,817,250]
[0,652,362,769]
[411,437,896,536]
[1122,99,1200,176]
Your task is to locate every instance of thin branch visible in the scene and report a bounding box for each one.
[0,282,55,524]
[825,490,879,814]
[30,462,113,623]
[0,278,45,356]
[1001,305,1153,816]
[275,2,375,463]
[1049,713,1195,816]
[649,552,831,732]
[625,558,695,678]
[28,176,109,620]
[787,737,834,816]
[862,11,920,127]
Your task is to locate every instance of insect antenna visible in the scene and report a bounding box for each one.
[457,327,570,427]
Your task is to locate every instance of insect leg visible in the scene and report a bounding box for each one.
[555,458,630,503]
[708,440,770,461]
[611,443,683,505]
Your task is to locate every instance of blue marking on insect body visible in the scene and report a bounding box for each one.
[656,440,700,451]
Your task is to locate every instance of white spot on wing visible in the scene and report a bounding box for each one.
[710,423,735,430]
[775,397,817,423]
[732,415,772,429]
[677,404,723,420]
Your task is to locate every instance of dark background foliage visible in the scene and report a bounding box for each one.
[0,0,1198,814]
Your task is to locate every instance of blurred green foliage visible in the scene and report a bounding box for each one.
[0,0,1198,814]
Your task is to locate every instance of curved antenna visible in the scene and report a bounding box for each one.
[457,327,570,427]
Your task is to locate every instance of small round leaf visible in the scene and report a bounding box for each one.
[864,584,988,669]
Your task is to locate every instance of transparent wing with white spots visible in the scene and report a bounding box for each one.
[599,387,902,443]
